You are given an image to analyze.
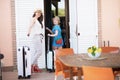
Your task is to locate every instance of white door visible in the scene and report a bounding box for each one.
[69,0,98,53]
[15,0,45,68]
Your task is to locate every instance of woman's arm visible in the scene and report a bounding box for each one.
[27,18,35,36]
[48,30,58,37]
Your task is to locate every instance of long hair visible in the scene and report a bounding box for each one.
[32,10,43,28]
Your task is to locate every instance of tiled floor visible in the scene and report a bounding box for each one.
[2,71,120,80]
[2,71,64,80]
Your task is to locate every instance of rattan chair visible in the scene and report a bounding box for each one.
[101,47,120,53]
[101,46,120,77]
[82,66,114,80]
[55,48,79,80]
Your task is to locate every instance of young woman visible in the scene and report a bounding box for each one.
[27,9,43,73]
[47,16,63,50]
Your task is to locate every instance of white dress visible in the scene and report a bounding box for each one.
[30,19,43,65]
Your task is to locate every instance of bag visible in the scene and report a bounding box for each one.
[47,51,54,72]
[17,46,31,79]
[47,37,55,72]
[56,38,62,44]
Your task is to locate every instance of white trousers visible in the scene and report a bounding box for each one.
[31,34,42,65]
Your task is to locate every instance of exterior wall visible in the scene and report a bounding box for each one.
[101,0,120,47]
[98,0,102,47]
[11,0,17,69]
[0,0,14,67]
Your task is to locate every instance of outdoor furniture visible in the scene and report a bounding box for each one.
[55,48,78,80]
[59,53,120,80]
[0,54,4,80]
[101,46,120,77]
[82,66,114,80]
[101,47,120,53]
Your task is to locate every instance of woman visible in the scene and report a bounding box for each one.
[27,9,43,72]
[47,16,63,50]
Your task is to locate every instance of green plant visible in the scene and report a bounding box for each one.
[88,46,102,56]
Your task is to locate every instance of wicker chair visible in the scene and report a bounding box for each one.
[82,66,114,80]
[101,47,120,78]
[101,47,120,53]
[55,48,79,80]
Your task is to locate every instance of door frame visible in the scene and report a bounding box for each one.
[65,0,70,48]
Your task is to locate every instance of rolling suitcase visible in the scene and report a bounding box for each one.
[47,37,54,72]
[17,46,31,79]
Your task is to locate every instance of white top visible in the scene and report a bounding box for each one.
[31,19,42,35]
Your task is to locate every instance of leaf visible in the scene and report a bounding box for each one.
[92,52,96,56]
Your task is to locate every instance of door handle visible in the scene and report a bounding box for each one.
[75,24,80,36]
[78,33,80,36]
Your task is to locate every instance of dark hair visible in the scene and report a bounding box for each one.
[32,13,43,28]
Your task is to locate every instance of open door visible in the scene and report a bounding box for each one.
[45,0,70,49]
[44,0,70,69]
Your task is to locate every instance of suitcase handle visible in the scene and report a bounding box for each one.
[26,59,27,68]
[47,37,50,52]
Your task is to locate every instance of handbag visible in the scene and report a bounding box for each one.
[56,38,62,44]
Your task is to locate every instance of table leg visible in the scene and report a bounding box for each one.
[70,67,74,80]
[78,67,82,80]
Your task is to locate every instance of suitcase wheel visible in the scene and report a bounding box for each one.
[18,75,22,79]
[18,75,31,79]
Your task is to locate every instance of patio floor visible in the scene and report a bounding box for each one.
[2,71,64,80]
[2,71,120,80]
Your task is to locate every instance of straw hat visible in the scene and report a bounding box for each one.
[34,9,42,13]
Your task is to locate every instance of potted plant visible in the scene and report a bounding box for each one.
[87,46,102,58]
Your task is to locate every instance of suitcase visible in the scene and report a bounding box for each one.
[17,46,31,79]
[47,37,55,72]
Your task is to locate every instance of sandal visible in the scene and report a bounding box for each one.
[33,65,42,73]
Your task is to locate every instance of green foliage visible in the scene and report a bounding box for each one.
[52,8,65,16]
[58,9,65,16]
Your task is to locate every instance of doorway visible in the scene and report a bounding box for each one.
[44,0,70,68]
[44,0,70,49]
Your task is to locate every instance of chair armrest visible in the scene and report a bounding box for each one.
[55,60,63,72]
